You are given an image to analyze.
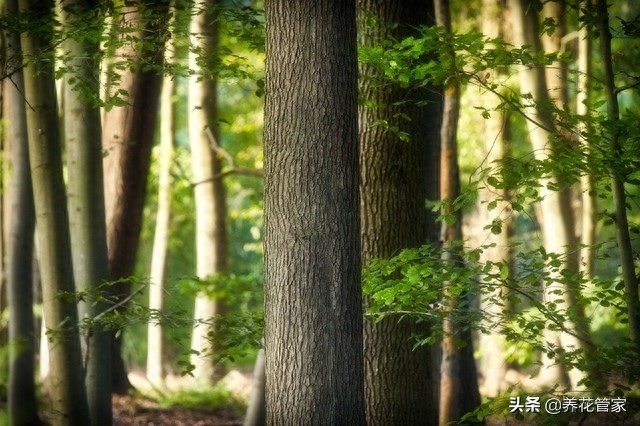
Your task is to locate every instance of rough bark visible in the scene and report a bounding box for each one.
[264,0,364,423]
[61,0,113,421]
[509,0,595,389]
[358,1,441,424]
[435,0,482,423]
[187,0,229,384]
[19,0,90,423]
[4,1,39,420]
[101,0,169,394]
[596,0,640,349]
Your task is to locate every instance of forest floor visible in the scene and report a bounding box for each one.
[112,394,244,426]
[110,369,251,426]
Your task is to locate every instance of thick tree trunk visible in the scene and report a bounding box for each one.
[102,0,169,394]
[188,0,229,384]
[19,0,90,423]
[358,1,441,424]
[60,0,113,422]
[264,0,365,423]
[4,2,39,421]
[509,0,595,389]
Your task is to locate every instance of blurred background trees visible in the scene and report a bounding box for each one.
[0,0,639,424]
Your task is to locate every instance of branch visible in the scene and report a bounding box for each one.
[202,127,264,182]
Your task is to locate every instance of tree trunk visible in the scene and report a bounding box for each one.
[4,1,39,421]
[146,10,179,387]
[596,0,640,349]
[60,0,113,422]
[358,1,441,424]
[102,0,169,394]
[509,0,595,389]
[244,346,266,426]
[476,0,516,397]
[19,0,90,423]
[577,0,596,280]
[264,0,364,423]
[435,0,482,423]
[187,0,229,384]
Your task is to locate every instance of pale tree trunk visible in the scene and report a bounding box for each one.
[264,0,365,423]
[244,345,266,426]
[19,0,90,423]
[102,0,169,394]
[596,0,640,349]
[477,0,516,397]
[146,6,180,386]
[60,0,112,422]
[578,0,596,279]
[146,68,174,388]
[509,0,595,390]
[188,0,229,384]
[4,1,39,420]
[358,1,441,424]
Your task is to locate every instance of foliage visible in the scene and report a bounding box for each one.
[156,384,246,414]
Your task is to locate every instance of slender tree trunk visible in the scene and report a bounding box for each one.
[509,0,595,389]
[477,0,516,397]
[19,0,90,423]
[578,0,596,280]
[358,1,441,424]
[264,0,365,423]
[435,0,481,423]
[188,0,229,384]
[102,0,169,394]
[4,1,39,420]
[244,346,266,426]
[60,0,113,422]
[596,0,640,349]
[146,9,179,386]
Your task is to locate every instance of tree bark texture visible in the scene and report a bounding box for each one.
[358,1,441,424]
[264,0,364,423]
[188,0,229,384]
[61,0,113,421]
[101,0,169,394]
[19,0,90,423]
[3,1,39,420]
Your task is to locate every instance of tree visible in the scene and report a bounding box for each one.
[263,0,364,423]
[146,4,180,387]
[476,0,515,397]
[188,0,229,384]
[60,0,113,421]
[4,1,39,422]
[101,0,169,393]
[596,0,640,350]
[19,0,90,422]
[508,0,595,389]
[358,1,441,424]
[435,0,482,423]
